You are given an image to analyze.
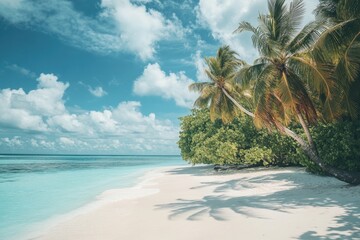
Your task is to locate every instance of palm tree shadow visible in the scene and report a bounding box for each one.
[156,171,360,239]
[165,165,220,176]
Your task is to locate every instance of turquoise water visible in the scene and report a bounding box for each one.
[0,155,184,240]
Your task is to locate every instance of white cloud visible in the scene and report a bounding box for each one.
[0,73,68,131]
[112,101,151,124]
[59,137,75,146]
[12,73,69,117]
[79,82,108,98]
[101,0,184,60]
[89,86,107,97]
[1,136,22,147]
[0,73,179,154]
[38,139,55,149]
[193,50,208,82]
[89,110,118,133]
[47,114,86,133]
[0,0,185,60]
[133,63,198,108]
[196,0,262,61]
[0,91,48,131]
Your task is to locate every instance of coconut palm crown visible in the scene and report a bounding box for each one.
[189,46,249,123]
[235,0,337,130]
[233,0,360,184]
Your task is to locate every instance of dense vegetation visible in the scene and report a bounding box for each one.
[179,109,302,166]
[178,109,360,174]
[179,0,360,184]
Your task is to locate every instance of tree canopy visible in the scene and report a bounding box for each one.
[184,0,360,184]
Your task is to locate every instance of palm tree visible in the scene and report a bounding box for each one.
[189,46,253,124]
[314,0,360,119]
[235,0,360,184]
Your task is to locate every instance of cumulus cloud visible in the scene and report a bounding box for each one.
[0,73,179,154]
[0,0,185,60]
[101,0,185,60]
[0,73,68,131]
[9,73,69,117]
[47,114,86,133]
[133,63,198,108]
[113,101,153,123]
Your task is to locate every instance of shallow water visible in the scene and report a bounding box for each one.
[0,155,184,240]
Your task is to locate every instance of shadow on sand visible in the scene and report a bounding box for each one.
[157,167,360,239]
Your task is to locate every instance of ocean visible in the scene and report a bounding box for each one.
[0,154,185,240]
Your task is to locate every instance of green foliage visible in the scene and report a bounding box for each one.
[189,46,244,124]
[301,120,360,174]
[252,125,305,166]
[180,0,360,183]
[239,147,272,166]
[178,109,303,166]
[179,109,360,173]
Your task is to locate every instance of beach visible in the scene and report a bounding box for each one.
[30,165,360,240]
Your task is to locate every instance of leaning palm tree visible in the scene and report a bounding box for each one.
[189,46,253,124]
[235,0,360,183]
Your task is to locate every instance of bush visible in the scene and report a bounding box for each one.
[239,147,272,166]
[178,109,360,173]
[178,109,302,167]
[301,120,360,174]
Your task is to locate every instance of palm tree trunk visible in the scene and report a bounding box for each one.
[221,88,254,117]
[296,110,360,184]
[296,110,316,151]
[299,143,360,184]
[222,88,360,184]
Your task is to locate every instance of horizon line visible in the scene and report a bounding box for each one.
[0,153,181,157]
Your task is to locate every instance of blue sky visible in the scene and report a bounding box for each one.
[0,0,317,154]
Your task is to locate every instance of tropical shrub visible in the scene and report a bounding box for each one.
[178,109,360,175]
[302,121,360,174]
[178,109,303,167]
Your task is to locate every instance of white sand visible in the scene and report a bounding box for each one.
[29,166,360,240]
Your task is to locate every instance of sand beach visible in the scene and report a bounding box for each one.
[30,166,360,240]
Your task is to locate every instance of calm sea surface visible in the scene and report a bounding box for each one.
[0,155,184,240]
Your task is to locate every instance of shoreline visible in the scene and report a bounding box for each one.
[20,165,181,240]
[26,165,360,240]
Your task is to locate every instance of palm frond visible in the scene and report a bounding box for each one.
[190,45,250,123]
[236,63,266,87]
[314,0,338,20]
[234,21,258,34]
[285,0,305,35]
[289,54,334,98]
[313,18,360,61]
[253,64,278,104]
[334,35,360,83]
[277,71,296,108]
[286,21,325,53]
[209,90,222,122]
[189,82,213,92]
[285,70,318,123]
[193,93,212,109]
